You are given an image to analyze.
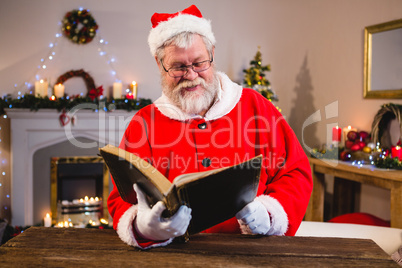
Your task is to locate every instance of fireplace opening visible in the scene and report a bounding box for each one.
[50,156,109,227]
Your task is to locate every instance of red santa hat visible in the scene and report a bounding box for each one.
[148,5,216,56]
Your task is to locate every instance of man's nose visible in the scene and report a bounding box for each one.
[183,67,198,80]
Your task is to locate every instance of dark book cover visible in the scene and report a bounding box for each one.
[100,145,262,235]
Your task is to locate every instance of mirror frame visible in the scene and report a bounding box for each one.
[364,18,402,99]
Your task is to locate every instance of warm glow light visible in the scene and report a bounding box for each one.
[100,218,108,225]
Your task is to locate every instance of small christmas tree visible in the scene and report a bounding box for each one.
[243,47,278,101]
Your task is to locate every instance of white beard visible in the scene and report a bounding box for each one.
[161,72,219,115]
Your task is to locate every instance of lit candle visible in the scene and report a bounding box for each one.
[332,126,341,143]
[391,146,402,161]
[54,83,65,98]
[44,213,52,227]
[42,80,49,97]
[113,82,122,99]
[130,81,138,99]
[35,79,48,97]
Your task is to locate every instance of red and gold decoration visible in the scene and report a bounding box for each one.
[311,103,402,170]
[62,9,98,44]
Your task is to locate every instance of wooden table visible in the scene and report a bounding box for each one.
[305,157,402,228]
[0,227,397,267]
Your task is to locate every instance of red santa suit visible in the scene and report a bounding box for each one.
[107,72,313,249]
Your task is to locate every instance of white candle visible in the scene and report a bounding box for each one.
[54,83,65,98]
[35,80,46,97]
[113,82,122,99]
[44,213,52,227]
[130,81,138,99]
[42,80,49,97]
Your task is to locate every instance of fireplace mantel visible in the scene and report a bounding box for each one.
[6,108,136,226]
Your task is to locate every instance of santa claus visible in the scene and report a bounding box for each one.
[107,5,313,249]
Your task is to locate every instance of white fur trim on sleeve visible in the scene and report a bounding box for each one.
[255,195,288,236]
[116,205,174,249]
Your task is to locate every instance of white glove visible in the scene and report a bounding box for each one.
[236,199,270,235]
[133,184,192,241]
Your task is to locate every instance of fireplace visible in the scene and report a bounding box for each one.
[6,108,134,226]
[50,156,109,226]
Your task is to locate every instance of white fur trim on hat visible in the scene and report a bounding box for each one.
[148,13,216,56]
[116,204,174,249]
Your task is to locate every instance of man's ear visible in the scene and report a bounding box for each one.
[155,56,161,69]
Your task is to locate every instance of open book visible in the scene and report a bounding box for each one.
[100,144,262,235]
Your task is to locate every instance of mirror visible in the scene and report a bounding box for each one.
[364,19,402,99]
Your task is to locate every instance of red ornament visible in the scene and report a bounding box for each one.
[88,85,104,100]
[59,110,70,126]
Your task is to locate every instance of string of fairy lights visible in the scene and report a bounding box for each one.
[1,7,124,222]
[10,7,123,101]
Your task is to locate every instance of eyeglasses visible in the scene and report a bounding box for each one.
[161,58,213,78]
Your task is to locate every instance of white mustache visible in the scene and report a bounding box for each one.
[174,77,207,92]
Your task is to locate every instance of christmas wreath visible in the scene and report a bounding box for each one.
[371,103,402,148]
[62,9,98,44]
[55,69,103,100]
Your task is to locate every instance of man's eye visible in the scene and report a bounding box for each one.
[193,62,203,67]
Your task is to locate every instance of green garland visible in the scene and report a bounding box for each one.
[0,94,152,115]
[62,9,98,44]
[374,156,402,170]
